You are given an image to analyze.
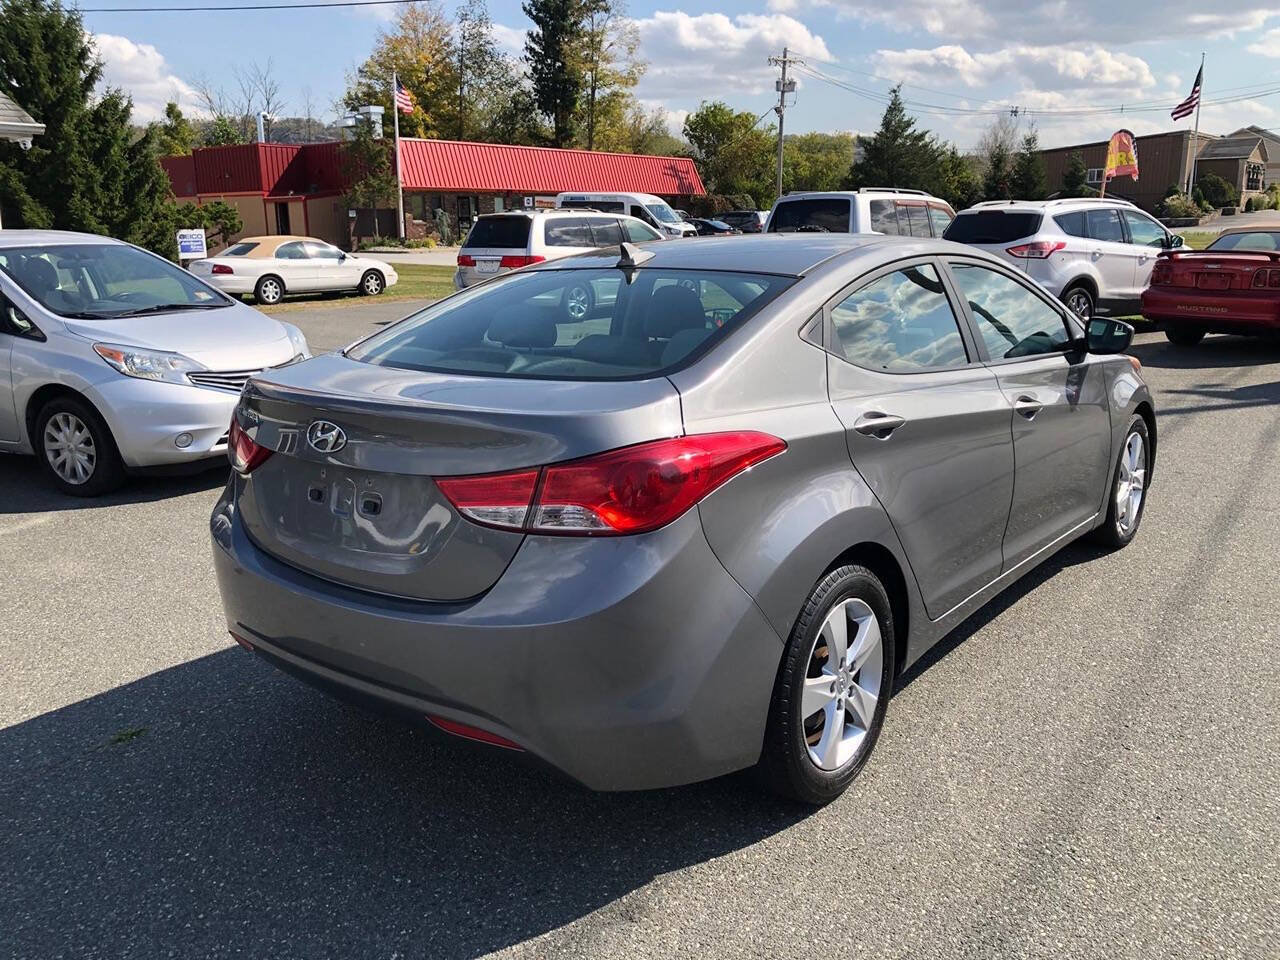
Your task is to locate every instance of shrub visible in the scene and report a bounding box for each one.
[1198,172,1240,209]
[1160,194,1202,219]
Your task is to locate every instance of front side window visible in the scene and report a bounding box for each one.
[1122,211,1166,248]
[346,267,793,380]
[0,243,228,319]
[768,198,851,233]
[544,218,596,247]
[1086,208,1126,244]
[869,200,900,235]
[949,262,1071,360]
[927,205,954,237]
[275,241,308,260]
[830,264,968,372]
[304,241,342,259]
[622,219,662,243]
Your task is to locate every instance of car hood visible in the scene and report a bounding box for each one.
[62,300,294,370]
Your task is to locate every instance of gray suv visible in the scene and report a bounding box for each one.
[212,234,1154,804]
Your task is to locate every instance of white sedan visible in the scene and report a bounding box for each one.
[190,235,398,305]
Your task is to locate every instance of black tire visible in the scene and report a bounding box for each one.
[33,396,126,497]
[1165,326,1205,347]
[561,279,594,321]
[758,564,896,805]
[360,270,385,296]
[254,275,285,305]
[1091,414,1150,549]
[1062,283,1095,321]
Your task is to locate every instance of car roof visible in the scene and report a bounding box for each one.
[961,198,1139,212]
[0,229,120,249]
[776,189,942,202]
[1213,225,1280,237]
[526,233,966,277]
[479,210,635,220]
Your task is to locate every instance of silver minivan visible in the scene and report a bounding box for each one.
[0,230,310,495]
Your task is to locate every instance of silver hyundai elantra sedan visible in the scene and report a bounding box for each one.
[212,234,1154,804]
[0,230,310,495]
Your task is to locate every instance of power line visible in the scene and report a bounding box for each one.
[77,0,413,11]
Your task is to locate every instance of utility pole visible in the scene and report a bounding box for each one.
[769,47,801,199]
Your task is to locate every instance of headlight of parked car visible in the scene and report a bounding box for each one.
[92,342,207,384]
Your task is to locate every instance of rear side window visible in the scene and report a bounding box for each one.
[927,206,953,237]
[221,242,259,256]
[1054,211,1087,238]
[346,268,793,380]
[949,263,1071,360]
[898,203,933,238]
[589,219,623,246]
[768,198,850,233]
[943,211,1044,244]
[464,216,532,249]
[830,264,968,372]
[544,218,596,247]
[1086,208,1126,244]
[869,200,900,235]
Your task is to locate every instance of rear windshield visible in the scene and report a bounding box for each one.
[464,216,532,249]
[768,198,851,233]
[346,267,793,380]
[943,211,1043,244]
[1207,231,1280,252]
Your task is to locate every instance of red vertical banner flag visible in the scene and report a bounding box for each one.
[1105,129,1139,182]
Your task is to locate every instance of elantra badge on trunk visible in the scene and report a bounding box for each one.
[307,420,347,453]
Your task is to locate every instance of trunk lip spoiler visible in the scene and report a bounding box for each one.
[1158,248,1280,263]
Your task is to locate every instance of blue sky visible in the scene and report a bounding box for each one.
[83,0,1280,149]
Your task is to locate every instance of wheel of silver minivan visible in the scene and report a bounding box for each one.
[759,564,895,805]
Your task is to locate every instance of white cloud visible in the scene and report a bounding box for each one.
[871,44,1156,93]
[1245,28,1280,57]
[633,11,831,100]
[492,23,526,56]
[91,33,203,123]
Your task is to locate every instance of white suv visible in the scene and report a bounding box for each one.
[455,210,663,291]
[765,188,956,237]
[943,198,1184,319]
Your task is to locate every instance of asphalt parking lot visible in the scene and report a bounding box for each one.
[2,326,1277,959]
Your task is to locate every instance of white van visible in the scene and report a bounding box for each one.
[555,192,696,238]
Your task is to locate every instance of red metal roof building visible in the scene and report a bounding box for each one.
[163,138,705,249]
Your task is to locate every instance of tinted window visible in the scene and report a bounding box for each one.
[221,242,260,256]
[768,198,851,233]
[275,242,308,260]
[1054,211,1087,238]
[622,219,662,242]
[869,200,900,235]
[949,263,1071,360]
[544,218,596,247]
[899,203,932,238]
[1123,211,1166,247]
[720,211,758,228]
[830,264,968,372]
[1086,208,1126,243]
[927,206,953,237]
[560,200,624,213]
[943,211,1044,244]
[1208,231,1280,251]
[589,219,623,246]
[464,216,532,249]
[346,268,793,380]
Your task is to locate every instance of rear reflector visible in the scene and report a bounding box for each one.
[499,255,546,268]
[229,631,255,651]
[1006,240,1066,259]
[435,432,787,537]
[227,415,273,475]
[427,715,524,751]
[211,263,234,275]
[457,254,476,266]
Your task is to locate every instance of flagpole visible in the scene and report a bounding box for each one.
[392,70,405,240]
[1188,52,1204,195]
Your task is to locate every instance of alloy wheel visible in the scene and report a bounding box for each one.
[363,273,383,295]
[43,412,97,486]
[565,284,590,321]
[1067,290,1092,320]
[1115,431,1146,536]
[801,598,884,771]
[259,278,282,303]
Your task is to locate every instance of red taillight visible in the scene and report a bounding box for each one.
[435,432,786,537]
[211,263,233,275]
[1251,268,1280,288]
[457,254,476,266]
[1151,261,1173,286]
[427,715,524,751]
[1006,240,1067,259]
[227,415,273,475]
[499,255,546,268]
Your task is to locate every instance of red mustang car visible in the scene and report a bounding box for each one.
[1142,227,1280,346]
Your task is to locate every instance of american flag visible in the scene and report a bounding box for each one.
[1171,66,1202,121]
[394,78,414,114]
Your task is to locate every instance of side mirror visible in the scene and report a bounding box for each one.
[339,251,348,261]
[1168,234,1185,249]
[1086,317,1134,354]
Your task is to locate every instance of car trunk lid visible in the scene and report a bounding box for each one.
[234,352,683,602]
[1153,250,1280,291]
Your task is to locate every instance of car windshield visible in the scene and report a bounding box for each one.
[347,267,794,380]
[0,243,230,319]
[1207,231,1280,252]
[646,204,679,224]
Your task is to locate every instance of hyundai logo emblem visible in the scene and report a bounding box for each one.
[306,420,347,453]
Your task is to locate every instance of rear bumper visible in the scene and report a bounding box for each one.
[210,489,783,790]
[1142,288,1280,330]
[202,275,258,295]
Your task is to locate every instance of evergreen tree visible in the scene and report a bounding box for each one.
[0,0,174,251]
[982,140,1013,201]
[523,0,584,147]
[935,145,983,211]
[151,102,197,156]
[847,86,942,191]
[1010,130,1047,200]
[1060,151,1093,198]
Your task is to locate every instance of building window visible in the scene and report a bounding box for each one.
[1086,168,1104,184]
[1246,163,1264,192]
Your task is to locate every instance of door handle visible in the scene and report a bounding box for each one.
[1013,395,1043,420]
[853,411,907,438]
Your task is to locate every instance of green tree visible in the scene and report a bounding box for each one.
[151,101,197,156]
[489,85,552,146]
[573,0,642,150]
[1060,151,1093,198]
[341,117,397,238]
[683,101,775,207]
[982,139,1013,201]
[783,132,855,193]
[203,114,245,146]
[1010,130,1047,200]
[0,0,175,253]
[847,86,943,192]
[934,145,983,210]
[523,0,583,146]
[453,1,518,142]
